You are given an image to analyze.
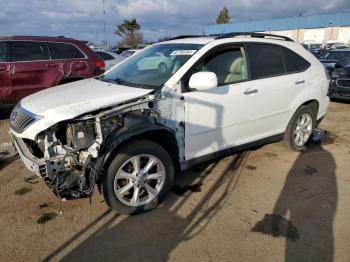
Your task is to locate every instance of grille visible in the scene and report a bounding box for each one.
[10,105,38,133]
[336,79,350,88]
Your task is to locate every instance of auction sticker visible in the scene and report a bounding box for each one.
[170,50,197,56]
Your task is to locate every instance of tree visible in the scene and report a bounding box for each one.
[216,7,231,24]
[115,19,143,48]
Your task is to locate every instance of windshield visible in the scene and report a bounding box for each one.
[99,43,203,89]
[321,51,350,60]
[310,44,321,50]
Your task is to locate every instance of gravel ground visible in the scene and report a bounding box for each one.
[0,101,349,262]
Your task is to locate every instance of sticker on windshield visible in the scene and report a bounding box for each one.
[170,50,197,56]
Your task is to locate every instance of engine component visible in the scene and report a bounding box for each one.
[66,122,95,149]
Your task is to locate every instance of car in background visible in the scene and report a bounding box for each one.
[111,46,131,55]
[319,49,350,71]
[325,40,348,50]
[137,51,171,72]
[0,36,105,108]
[329,59,350,101]
[302,41,322,57]
[120,49,141,58]
[95,50,124,70]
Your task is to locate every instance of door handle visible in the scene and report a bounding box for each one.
[243,88,258,95]
[295,79,305,85]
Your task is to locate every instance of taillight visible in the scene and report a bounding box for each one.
[95,60,105,70]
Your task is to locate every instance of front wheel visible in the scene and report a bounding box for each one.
[102,139,174,214]
[284,104,317,151]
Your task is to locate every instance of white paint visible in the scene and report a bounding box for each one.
[338,27,350,45]
[188,72,218,90]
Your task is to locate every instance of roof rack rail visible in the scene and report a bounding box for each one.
[215,32,294,42]
[167,35,208,40]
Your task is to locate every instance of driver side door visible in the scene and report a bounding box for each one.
[183,44,262,160]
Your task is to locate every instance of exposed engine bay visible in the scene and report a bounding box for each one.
[18,93,184,200]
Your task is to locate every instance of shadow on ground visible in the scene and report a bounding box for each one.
[43,153,248,262]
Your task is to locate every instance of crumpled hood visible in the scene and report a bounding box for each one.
[15,78,152,139]
[21,78,152,116]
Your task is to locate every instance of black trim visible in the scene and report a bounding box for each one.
[215,32,294,42]
[180,133,284,170]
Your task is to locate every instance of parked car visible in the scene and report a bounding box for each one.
[120,49,141,58]
[324,40,347,50]
[10,33,329,214]
[94,50,124,70]
[329,59,350,101]
[111,46,131,55]
[137,51,171,72]
[0,36,105,108]
[302,41,322,57]
[319,49,350,71]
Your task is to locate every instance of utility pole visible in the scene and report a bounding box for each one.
[102,0,107,48]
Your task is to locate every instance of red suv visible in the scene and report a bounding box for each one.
[0,36,105,108]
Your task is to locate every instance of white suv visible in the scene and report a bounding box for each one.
[9,33,329,214]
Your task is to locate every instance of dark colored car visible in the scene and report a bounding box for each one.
[110,46,131,55]
[319,49,350,72]
[329,59,350,101]
[302,43,322,57]
[0,36,105,108]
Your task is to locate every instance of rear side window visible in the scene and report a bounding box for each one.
[96,51,114,60]
[248,44,285,79]
[10,41,50,62]
[282,47,310,73]
[0,41,7,62]
[48,42,85,59]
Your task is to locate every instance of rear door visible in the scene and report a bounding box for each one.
[0,41,14,105]
[245,43,310,137]
[9,41,56,101]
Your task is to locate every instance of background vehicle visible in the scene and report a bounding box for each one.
[302,41,322,57]
[329,59,350,100]
[120,49,141,58]
[111,46,131,55]
[137,51,171,72]
[10,33,329,214]
[94,50,124,70]
[319,49,350,71]
[0,36,105,108]
[324,40,348,50]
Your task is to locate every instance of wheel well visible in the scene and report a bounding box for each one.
[108,129,181,172]
[300,99,319,114]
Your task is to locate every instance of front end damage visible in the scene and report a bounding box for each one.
[10,95,171,199]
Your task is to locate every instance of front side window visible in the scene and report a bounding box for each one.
[0,41,6,62]
[248,43,285,79]
[186,46,248,87]
[10,41,49,62]
[282,47,310,73]
[100,43,203,89]
[48,42,85,59]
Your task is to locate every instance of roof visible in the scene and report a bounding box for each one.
[206,11,350,35]
[0,36,84,43]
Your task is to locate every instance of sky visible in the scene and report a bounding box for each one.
[1,0,350,46]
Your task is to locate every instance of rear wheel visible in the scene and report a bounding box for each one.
[102,139,174,214]
[284,104,317,151]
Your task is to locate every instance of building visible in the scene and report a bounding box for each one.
[205,11,350,45]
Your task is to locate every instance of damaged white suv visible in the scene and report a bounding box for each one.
[10,33,329,214]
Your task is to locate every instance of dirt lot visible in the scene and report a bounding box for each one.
[0,101,349,262]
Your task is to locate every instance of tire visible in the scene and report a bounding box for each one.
[284,104,317,151]
[102,139,174,214]
[158,63,167,73]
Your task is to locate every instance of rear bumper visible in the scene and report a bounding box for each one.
[11,134,47,177]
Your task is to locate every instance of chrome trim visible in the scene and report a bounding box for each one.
[9,104,43,133]
[336,78,350,88]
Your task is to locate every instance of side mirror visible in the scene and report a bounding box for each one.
[189,72,218,91]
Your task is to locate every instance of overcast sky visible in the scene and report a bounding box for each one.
[1,0,350,45]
